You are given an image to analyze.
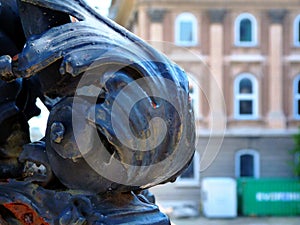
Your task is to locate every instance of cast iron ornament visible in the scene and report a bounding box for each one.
[0,0,196,224]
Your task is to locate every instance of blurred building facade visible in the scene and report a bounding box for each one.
[109,0,300,205]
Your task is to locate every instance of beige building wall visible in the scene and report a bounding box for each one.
[110,0,300,207]
[110,0,300,130]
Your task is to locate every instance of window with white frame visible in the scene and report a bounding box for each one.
[234,73,258,119]
[188,75,200,119]
[235,149,260,178]
[293,15,300,46]
[176,152,200,186]
[293,75,300,119]
[234,13,257,47]
[175,13,198,46]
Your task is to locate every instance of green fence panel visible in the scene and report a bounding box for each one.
[238,178,300,216]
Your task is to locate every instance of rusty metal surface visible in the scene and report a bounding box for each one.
[0,0,195,224]
[0,181,170,224]
[3,202,49,225]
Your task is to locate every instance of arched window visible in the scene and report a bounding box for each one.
[234,13,257,47]
[176,151,200,186]
[235,149,260,178]
[293,15,300,46]
[175,13,198,46]
[293,75,300,119]
[234,73,258,119]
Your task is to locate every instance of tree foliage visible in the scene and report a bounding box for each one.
[292,131,300,177]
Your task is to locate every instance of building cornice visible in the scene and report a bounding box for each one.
[197,128,299,138]
[224,54,266,63]
[137,0,300,10]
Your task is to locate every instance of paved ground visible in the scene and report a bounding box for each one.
[170,216,300,225]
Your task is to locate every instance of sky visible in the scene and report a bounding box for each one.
[84,0,112,16]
